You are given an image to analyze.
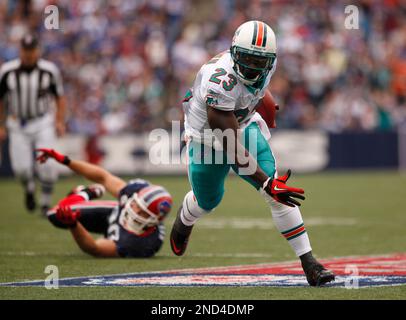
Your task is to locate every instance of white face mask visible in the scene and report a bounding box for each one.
[231,48,275,86]
[119,195,158,235]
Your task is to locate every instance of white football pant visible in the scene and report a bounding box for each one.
[7,113,58,186]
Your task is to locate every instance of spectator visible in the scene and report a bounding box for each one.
[1,0,405,134]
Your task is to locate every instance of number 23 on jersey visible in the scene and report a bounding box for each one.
[209,68,237,91]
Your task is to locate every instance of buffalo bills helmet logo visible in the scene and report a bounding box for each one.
[158,200,172,218]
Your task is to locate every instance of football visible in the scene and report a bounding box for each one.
[256,89,279,128]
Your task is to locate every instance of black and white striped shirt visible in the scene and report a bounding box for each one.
[0,58,64,121]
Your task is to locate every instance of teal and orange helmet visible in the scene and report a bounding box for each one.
[231,20,277,86]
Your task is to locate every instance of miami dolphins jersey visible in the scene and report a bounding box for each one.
[183,50,276,146]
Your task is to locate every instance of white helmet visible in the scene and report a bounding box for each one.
[231,20,277,86]
[120,185,172,235]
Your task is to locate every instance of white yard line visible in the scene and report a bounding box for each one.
[167,216,358,230]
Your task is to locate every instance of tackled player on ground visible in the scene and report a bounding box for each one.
[36,148,173,258]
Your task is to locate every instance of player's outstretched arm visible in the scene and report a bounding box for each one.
[70,223,119,257]
[35,148,126,197]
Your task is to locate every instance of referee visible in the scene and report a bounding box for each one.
[0,33,66,215]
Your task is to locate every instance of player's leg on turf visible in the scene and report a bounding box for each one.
[232,122,335,286]
[170,140,231,255]
[232,122,312,256]
[47,191,115,235]
[8,127,36,211]
[35,124,58,215]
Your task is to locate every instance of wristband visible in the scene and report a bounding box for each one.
[262,177,271,190]
[63,156,71,165]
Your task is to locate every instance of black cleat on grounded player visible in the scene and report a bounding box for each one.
[170,206,194,256]
[25,192,36,212]
[300,252,335,286]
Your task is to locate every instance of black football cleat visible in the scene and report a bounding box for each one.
[300,252,335,286]
[170,206,194,256]
[303,263,335,286]
[25,192,36,212]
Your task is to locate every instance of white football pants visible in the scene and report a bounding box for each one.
[7,113,58,183]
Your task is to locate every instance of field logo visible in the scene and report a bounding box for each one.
[1,254,405,288]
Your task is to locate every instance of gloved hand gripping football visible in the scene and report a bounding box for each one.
[263,169,305,207]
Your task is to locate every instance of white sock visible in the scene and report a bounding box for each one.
[260,189,312,257]
[27,180,35,193]
[40,193,52,208]
[22,178,35,194]
[180,191,211,226]
[77,191,90,201]
[40,181,54,207]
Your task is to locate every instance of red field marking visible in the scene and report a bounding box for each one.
[167,253,406,276]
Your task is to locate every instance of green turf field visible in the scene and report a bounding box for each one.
[0,171,405,299]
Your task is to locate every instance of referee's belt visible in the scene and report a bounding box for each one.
[11,114,46,126]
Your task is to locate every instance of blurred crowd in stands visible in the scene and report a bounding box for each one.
[1,0,406,135]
